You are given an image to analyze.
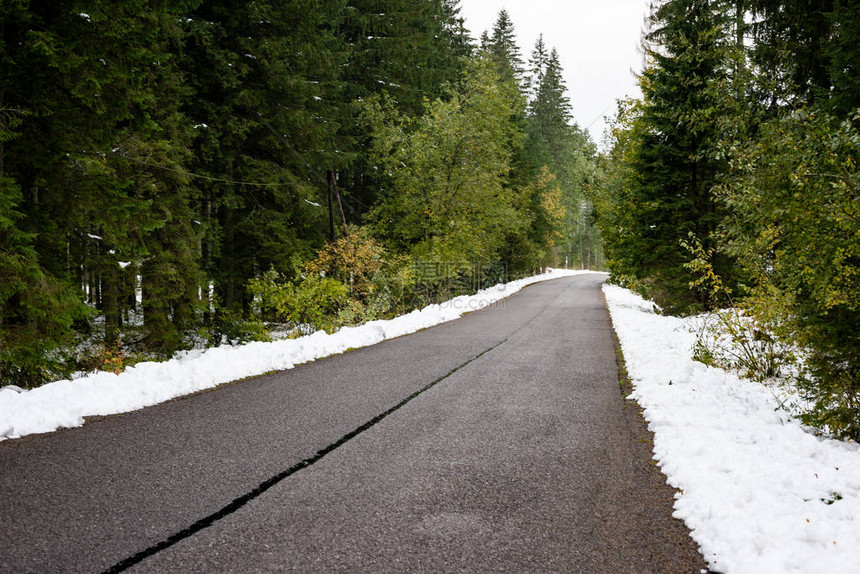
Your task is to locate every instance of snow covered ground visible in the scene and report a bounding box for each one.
[4,273,857,573]
[604,284,860,574]
[0,268,596,442]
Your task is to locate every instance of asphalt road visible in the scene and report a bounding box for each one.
[0,274,707,573]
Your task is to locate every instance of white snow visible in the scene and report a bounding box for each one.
[603,284,860,574]
[5,274,855,570]
[0,269,595,442]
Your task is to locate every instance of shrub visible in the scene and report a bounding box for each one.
[683,235,796,382]
[248,268,350,334]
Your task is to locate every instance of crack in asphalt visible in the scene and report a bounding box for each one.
[103,339,506,573]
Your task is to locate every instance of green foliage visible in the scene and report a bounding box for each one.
[596,0,740,312]
[590,1,860,439]
[484,9,525,86]
[0,126,90,386]
[0,233,90,387]
[304,227,385,301]
[682,233,796,384]
[208,307,272,346]
[249,268,350,334]
[364,55,526,264]
[718,109,860,439]
[596,1,859,439]
[747,0,837,109]
[826,1,860,116]
[300,227,407,324]
[523,38,598,269]
[500,166,568,270]
[342,0,466,116]
[0,2,599,388]
[181,0,344,311]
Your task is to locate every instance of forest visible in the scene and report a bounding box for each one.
[3,0,857,441]
[594,0,859,438]
[0,2,600,386]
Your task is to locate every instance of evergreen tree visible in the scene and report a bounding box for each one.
[342,0,465,115]
[181,0,345,316]
[335,0,469,223]
[603,0,738,310]
[747,0,835,109]
[441,0,473,62]
[486,9,524,86]
[528,48,574,164]
[0,68,87,384]
[743,0,859,118]
[1,1,203,366]
[523,40,596,269]
[713,1,860,436]
[524,34,548,101]
[826,0,860,117]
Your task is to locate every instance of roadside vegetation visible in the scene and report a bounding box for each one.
[0,4,602,387]
[593,0,859,440]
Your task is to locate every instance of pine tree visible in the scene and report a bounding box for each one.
[341,0,465,116]
[441,0,473,62]
[0,1,207,366]
[743,0,858,118]
[747,0,835,108]
[529,48,574,161]
[0,65,88,384]
[524,34,548,101]
[827,0,860,117]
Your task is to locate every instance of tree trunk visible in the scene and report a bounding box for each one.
[736,0,744,49]
[201,192,213,325]
[103,264,120,348]
[327,170,336,241]
[142,258,176,355]
[221,201,237,310]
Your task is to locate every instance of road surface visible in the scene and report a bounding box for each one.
[0,274,706,572]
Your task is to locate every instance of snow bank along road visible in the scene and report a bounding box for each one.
[0,274,706,573]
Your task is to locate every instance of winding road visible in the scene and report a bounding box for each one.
[0,274,706,572]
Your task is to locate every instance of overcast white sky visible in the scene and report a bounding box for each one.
[458,0,651,146]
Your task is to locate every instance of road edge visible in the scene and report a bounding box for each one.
[600,286,712,573]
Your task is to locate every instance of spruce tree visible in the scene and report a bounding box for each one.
[608,0,737,310]
[747,0,835,108]
[336,0,469,222]
[714,1,860,436]
[0,84,87,384]
[523,40,596,269]
[524,34,548,101]
[0,1,205,365]
[182,0,345,316]
[486,9,524,86]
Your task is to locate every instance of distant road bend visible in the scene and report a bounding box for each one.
[0,274,707,573]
